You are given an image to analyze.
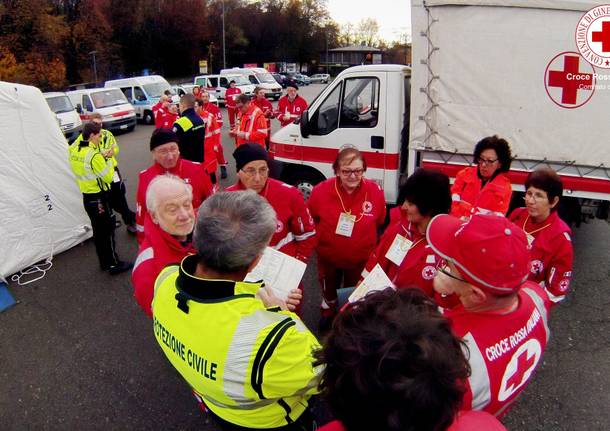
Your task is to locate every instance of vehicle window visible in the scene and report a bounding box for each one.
[340,77,379,128]
[248,75,257,85]
[143,82,170,98]
[134,86,146,102]
[83,95,93,112]
[209,77,218,87]
[121,87,133,101]
[194,77,205,86]
[90,89,128,108]
[220,77,229,88]
[309,82,341,136]
[46,96,74,114]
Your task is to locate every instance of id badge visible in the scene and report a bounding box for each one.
[385,234,412,266]
[526,233,535,247]
[335,212,356,237]
[112,170,120,183]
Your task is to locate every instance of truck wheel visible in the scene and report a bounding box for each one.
[143,110,154,125]
[286,170,325,200]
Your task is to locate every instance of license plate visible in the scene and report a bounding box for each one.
[120,124,127,129]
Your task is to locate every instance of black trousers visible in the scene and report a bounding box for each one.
[109,167,136,226]
[83,192,119,269]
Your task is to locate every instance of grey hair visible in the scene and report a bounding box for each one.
[194,190,276,273]
[145,174,193,214]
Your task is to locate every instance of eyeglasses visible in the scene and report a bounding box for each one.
[155,147,179,156]
[339,168,364,177]
[436,260,468,283]
[477,158,499,166]
[241,167,269,177]
[523,190,548,203]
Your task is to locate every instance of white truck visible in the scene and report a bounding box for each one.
[43,92,83,142]
[270,0,610,223]
[221,67,283,100]
[66,88,137,134]
[194,74,256,105]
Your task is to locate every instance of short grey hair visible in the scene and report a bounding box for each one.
[194,190,276,273]
[145,174,193,214]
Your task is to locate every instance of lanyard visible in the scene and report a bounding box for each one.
[522,215,551,236]
[334,178,367,223]
[401,223,425,251]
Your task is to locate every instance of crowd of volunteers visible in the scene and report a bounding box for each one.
[68,80,574,431]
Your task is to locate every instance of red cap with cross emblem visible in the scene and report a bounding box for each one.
[426,214,530,295]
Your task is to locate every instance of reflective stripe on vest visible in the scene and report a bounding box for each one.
[463,332,492,411]
[69,145,111,193]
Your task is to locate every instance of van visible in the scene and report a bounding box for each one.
[66,88,136,134]
[220,67,282,100]
[104,75,173,124]
[194,74,256,106]
[43,92,83,142]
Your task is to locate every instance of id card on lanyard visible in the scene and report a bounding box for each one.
[526,233,535,247]
[385,233,412,266]
[336,212,356,237]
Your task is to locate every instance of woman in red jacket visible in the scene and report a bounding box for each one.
[308,147,386,318]
[509,168,573,306]
[450,135,513,219]
[362,168,451,298]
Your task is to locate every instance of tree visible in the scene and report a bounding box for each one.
[355,17,380,47]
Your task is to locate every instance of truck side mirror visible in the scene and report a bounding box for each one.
[300,110,310,138]
[75,104,82,114]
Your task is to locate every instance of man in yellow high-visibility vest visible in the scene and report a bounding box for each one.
[69,122,132,275]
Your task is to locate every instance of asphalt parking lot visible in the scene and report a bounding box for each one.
[1,83,609,430]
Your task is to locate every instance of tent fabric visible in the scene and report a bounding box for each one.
[410,1,610,167]
[0,82,91,281]
[423,0,600,12]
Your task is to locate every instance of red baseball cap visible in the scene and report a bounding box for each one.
[426,214,530,295]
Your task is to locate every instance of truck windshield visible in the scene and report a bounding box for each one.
[46,96,74,114]
[230,75,251,86]
[143,82,171,98]
[91,89,129,108]
[256,73,276,84]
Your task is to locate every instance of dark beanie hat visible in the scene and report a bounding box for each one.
[286,82,299,90]
[233,143,268,171]
[150,128,179,151]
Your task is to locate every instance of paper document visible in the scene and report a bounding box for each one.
[348,264,395,303]
[245,247,307,300]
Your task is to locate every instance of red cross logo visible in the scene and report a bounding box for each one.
[592,21,610,53]
[421,265,436,280]
[530,260,543,275]
[544,52,595,109]
[498,339,542,402]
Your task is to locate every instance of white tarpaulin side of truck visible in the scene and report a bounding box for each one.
[410,0,610,168]
[0,82,91,281]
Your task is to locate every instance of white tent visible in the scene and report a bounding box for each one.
[0,81,91,281]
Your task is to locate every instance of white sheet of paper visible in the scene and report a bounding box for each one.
[348,264,395,303]
[244,247,307,300]
[384,234,412,266]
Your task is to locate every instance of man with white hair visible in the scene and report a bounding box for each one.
[152,191,321,430]
[132,174,196,317]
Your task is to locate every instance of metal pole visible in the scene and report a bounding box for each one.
[222,0,226,69]
[89,50,98,85]
[326,31,329,75]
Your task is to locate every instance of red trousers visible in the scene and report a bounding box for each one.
[227,107,238,128]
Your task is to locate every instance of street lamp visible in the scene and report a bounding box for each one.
[89,50,98,85]
[222,0,226,69]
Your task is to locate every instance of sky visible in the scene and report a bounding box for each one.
[326,0,411,43]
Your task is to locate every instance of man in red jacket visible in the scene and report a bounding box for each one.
[276,83,308,127]
[132,174,196,317]
[252,87,274,149]
[427,213,552,418]
[225,80,242,128]
[135,129,214,243]
[229,94,268,149]
[152,95,171,129]
[200,90,228,179]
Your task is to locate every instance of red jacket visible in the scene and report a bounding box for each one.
[443,282,551,418]
[450,167,512,218]
[199,110,220,175]
[156,110,178,130]
[235,104,268,148]
[203,101,223,126]
[132,217,195,317]
[362,221,439,297]
[226,179,316,262]
[509,208,573,305]
[276,95,308,127]
[135,158,214,242]
[153,101,172,129]
[225,87,242,108]
[308,177,386,268]
[252,97,274,129]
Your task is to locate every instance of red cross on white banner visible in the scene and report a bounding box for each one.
[544,52,595,109]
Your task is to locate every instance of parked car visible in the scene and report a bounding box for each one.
[309,73,331,84]
[171,83,219,105]
[287,73,311,86]
[43,92,83,142]
[221,67,282,100]
[271,73,288,88]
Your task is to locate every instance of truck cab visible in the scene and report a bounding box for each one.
[43,92,83,143]
[270,65,410,203]
[104,75,173,124]
[66,88,136,134]
[194,74,255,105]
[221,67,283,100]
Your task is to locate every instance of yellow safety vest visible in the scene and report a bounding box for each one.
[152,255,322,429]
[68,142,115,193]
[73,129,119,167]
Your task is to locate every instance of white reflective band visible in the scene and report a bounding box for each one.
[361,268,370,279]
[452,194,461,202]
[522,287,551,342]
[133,247,154,273]
[545,289,565,304]
[463,332,491,411]
[273,233,294,250]
[136,223,144,232]
[293,231,315,242]
[153,266,179,297]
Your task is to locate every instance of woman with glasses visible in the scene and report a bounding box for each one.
[361,169,451,298]
[308,147,386,320]
[227,143,316,270]
[509,168,573,306]
[450,135,513,219]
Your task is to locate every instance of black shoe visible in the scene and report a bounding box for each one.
[107,260,133,275]
[220,165,228,179]
[126,223,138,235]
